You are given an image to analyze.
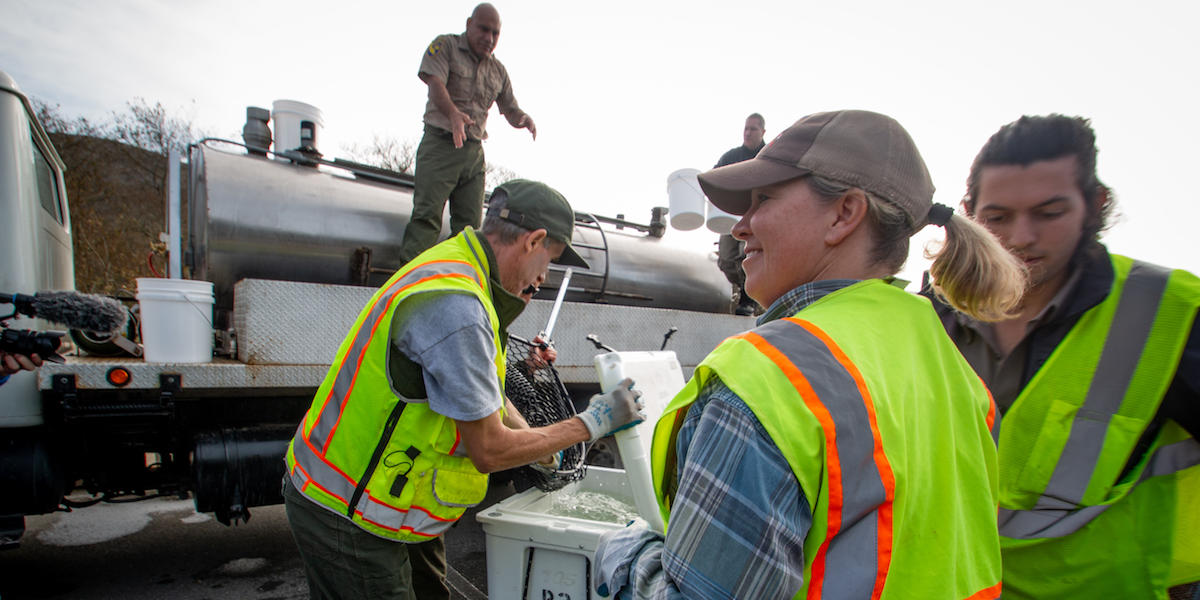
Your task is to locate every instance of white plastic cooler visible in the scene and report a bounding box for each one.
[476,351,687,599]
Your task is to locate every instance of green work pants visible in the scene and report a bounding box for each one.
[400,125,486,263]
[284,477,450,599]
[409,535,450,600]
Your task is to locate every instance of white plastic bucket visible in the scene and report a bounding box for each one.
[666,168,705,231]
[271,99,324,158]
[136,278,214,363]
[706,200,738,234]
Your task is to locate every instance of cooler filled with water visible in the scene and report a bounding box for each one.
[476,466,640,600]
[477,351,686,600]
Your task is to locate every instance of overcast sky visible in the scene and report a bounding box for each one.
[3,0,1198,285]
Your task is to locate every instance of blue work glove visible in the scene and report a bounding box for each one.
[594,519,662,598]
[577,378,644,443]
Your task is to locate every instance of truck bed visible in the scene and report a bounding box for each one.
[40,278,756,391]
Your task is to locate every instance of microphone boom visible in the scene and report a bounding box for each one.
[2,291,128,333]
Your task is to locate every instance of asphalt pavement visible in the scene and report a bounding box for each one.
[0,482,518,600]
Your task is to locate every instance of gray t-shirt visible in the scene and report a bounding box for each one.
[389,291,503,422]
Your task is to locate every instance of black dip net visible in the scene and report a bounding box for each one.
[503,334,587,492]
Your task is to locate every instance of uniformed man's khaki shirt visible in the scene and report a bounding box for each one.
[419,33,521,141]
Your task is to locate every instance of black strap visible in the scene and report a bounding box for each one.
[346,400,409,518]
[389,446,422,497]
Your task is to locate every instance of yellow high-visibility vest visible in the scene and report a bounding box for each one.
[997,255,1200,598]
[654,280,1003,599]
[286,227,504,541]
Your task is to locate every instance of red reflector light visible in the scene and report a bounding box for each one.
[106,367,132,387]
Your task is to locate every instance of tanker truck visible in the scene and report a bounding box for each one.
[0,70,755,547]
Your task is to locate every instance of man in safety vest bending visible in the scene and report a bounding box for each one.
[283,179,645,600]
[931,114,1200,599]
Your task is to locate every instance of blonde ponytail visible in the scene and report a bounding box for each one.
[925,213,1027,322]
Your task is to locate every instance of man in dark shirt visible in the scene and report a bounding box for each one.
[715,113,765,315]
[926,114,1199,599]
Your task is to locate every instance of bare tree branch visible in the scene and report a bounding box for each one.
[342,135,415,174]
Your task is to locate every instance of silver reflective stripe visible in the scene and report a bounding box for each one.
[757,318,889,597]
[1038,261,1171,508]
[291,430,359,504]
[290,435,455,538]
[358,489,452,537]
[307,261,482,451]
[1001,437,1200,539]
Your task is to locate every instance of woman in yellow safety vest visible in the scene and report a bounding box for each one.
[593,110,1027,599]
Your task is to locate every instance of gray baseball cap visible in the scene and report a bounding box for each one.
[697,110,936,227]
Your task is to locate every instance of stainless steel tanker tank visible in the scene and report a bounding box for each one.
[186,141,734,323]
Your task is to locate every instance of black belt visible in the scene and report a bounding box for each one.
[426,124,481,143]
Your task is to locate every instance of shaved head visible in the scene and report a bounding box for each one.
[466,3,502,57]
[472,3,499,21]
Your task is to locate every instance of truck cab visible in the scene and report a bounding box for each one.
[0,69,75,545]
[0,69,74,425]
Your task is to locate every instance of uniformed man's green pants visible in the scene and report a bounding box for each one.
[283,477,450,600]
[401,125,486,263]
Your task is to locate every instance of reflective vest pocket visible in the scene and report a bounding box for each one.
[431,459,489,508]
[1084,411,1152,504]
[389,453,488,517]
[1005,397,1152,509]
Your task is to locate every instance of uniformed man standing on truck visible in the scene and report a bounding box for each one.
[400,3,537,264]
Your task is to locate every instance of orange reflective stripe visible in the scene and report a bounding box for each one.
[982,380,997,434]
[963,581,1002,600]
[738,330,841,598]
[790,318,897,600]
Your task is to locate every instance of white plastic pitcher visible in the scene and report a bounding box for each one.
[593,351,685,534]
[136,278,214,363]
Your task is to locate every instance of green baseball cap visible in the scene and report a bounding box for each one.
[491,179,589,268]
